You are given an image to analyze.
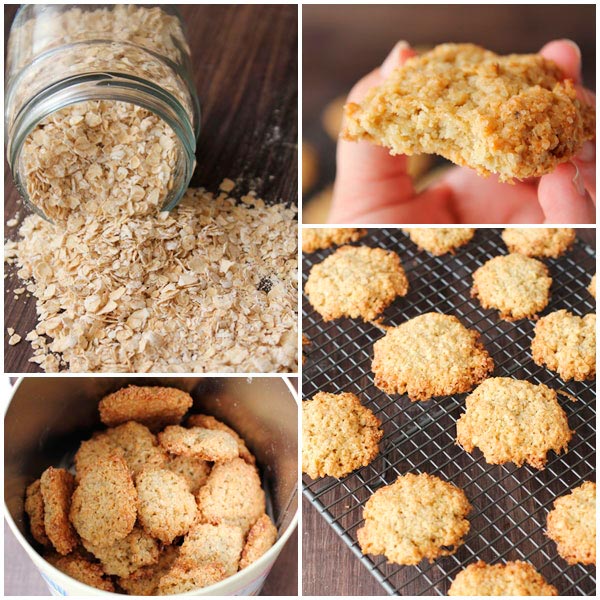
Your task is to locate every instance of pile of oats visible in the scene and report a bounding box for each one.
[5,185,298,373]
[22,101,179,222]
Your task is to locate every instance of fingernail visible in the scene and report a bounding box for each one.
[561,39,582,62]
[381,41,411,77]
[570,161,587,196]
[575,141,595,163]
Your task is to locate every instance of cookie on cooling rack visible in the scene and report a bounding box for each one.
[547,481,596,566]
[471,254,551,321]
[302,228,367,253]
[304,245,409,322]
[448,560,558,596]
[372,312,494,401]
[403,228,475,255]
[302,391,383,479]
[455,377,572,469]
[588,273,596,299]
[531,310,596,381]
[357,473,471,565]
[502,228,575,258]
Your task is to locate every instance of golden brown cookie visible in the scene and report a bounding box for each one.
[302,228,367,253]
[40,467,78,555]
[99,385,193,430]
[136,468,197,544]
[531,310,596,381]
[305,245,409,322]
[448,560,558,596]
[344,44,594,182]
[547,481,596,566]
[196,457,265,535]
[403,228,475,255]
[357,473,471,565]
[45,551,115,592]
[471,254,551,320]
[74,434,125,479]
[25,479,50,547]
[186,413,255,465]
[588,273,596,299]
[83,525,160,578]
[456,377,572,469]
[165,454,211,493]
[372,312,494,401]
[157,562,226,595]
[239,513,278,570]
[70,454,137,546]
[302,391,383,479]
[158,425,239,462]
[119,545,179,596]
[502,228,576,258]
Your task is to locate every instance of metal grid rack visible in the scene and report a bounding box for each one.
[302,228,596,596]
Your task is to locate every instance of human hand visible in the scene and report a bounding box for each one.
[329,40,595,224]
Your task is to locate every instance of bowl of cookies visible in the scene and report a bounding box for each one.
[4,377,298,596]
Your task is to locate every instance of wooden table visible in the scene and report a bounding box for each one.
[4,5,298,372]
[302,229,595,596]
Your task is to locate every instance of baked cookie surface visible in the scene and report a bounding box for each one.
[158,425,239,462]
[357,473,471,565]
[305,245,409,322]
[46,551,115,592]
[589,273,596,299]
[448,560,558,596]
[403,228,475,255]
[25,479,50,547]
[239,514,278,570]
[502,228,575,258]
[547,481,596,565]
[344,44,594,182]
[531,310,596,381]
[302,391,383,479]
[471,254,551,320]
[302,228,367,253]
[372,312,493,401]
[456,377,572,469]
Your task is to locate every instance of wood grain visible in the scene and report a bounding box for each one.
[4,5,298,373]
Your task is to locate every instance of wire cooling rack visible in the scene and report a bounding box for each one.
[302,228,596,596]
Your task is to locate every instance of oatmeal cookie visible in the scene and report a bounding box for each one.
[344,44,595,182]
[99,385,193,430]
[119,545,179,596]
[372,312,494,401]
[196,457,265,535]
[25,479,50,546]
[157,562,226,595]
[239,514,278,570]
[186,414,255,465]
[531,310,596,381]
[158,425,239,462]
[357,473,471,565]
[83,526,160,578]
[456,377,572,469]
[403,228,475,255]
[502,228,576,258]
[136,468,197,544]
[305,245,409,322]
[471,254,551,320]
[588,273,596,299]
[40,467,78,555]
[165,454,211,493]
[45,551,115,592]
[448,560,558,596]
[547,481,596,565]
[74,434,124,479]
[70,454,137,546]
[302,391,383,479]
[302,228,367,253]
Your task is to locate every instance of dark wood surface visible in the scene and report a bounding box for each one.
[4,4,298,372]
[303,4,596,206]
[302,229,595,596]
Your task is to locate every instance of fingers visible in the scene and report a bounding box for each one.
[538,162,595,224]
[539,39,581,84]
[573,140,596,202]
[330,42,417,223]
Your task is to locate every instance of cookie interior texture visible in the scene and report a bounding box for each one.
[448,560,558,596]
[456,377,572,469]
[357,472,471,565]
[344,43,595,182]
[23,385,277,595]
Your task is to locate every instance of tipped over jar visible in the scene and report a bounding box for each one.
[5,4,200,222]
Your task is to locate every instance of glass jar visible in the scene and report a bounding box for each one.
[5,4,200,220]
